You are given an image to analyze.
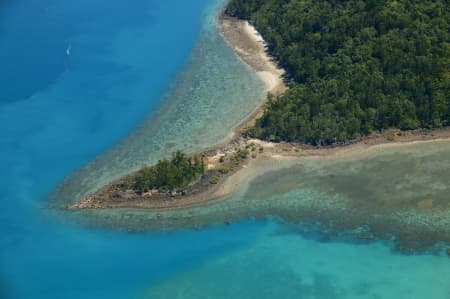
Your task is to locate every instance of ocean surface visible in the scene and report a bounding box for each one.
[1,0,449,298]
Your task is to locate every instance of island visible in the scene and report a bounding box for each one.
[66,0,450,252]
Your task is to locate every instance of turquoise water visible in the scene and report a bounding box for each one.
[1,0,449,298]
[147,221,450,299]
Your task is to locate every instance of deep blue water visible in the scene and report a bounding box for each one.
[1,0,240,297]
[1,0,449,298]
[0,0,208,198]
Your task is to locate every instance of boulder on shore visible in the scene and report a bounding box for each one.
[142,191,153,197]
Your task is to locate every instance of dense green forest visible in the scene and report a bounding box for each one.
[226,0,450,144]
[124,151,205,192]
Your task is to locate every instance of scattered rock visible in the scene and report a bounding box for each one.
[203,149,218,157]
[111,190,136,201]
[142,191,152,197]
[111,192,122,199]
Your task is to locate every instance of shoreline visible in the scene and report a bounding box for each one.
[213,15,287,143]
[64,15,450,252]
[67,16,288,211]
[68,126,450,211]
[68,15,450,212]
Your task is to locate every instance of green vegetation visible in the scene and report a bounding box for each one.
[234,148,250,160]
[209,174,221,185]
[387,135,396,142]
[219,164,232,174]
[125,151,205,192]
[227,0,450,145]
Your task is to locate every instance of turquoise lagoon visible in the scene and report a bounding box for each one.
[0,0,449,298]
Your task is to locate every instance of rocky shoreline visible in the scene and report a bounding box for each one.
[67,139,258,210]
[68,124,450,212]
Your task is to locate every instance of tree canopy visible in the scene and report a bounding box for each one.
[227,0,450,145]
[126,151,205,192]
